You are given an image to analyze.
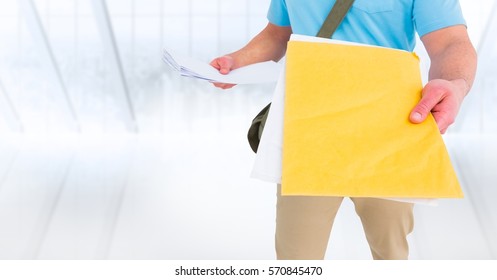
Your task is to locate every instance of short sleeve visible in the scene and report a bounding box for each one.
[413,0,466,37]
[267,0,291,27]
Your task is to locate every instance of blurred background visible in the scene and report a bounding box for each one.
[0,0,496,259]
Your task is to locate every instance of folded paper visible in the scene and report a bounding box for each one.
[281,38,463,198]
[162,49,281,84]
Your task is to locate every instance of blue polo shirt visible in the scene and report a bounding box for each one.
[268,0,466,51]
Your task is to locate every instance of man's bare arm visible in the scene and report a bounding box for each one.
[210,23,292,89]
[410,25,477,133]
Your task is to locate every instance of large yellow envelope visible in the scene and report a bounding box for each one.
[282,40,463,198]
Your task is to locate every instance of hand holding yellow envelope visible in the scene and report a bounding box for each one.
[281,40,463,198]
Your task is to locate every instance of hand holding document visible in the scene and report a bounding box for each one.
[163,49,282,84]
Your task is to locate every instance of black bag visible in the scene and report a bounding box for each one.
[247,103,271,153]
[246,0,355,153]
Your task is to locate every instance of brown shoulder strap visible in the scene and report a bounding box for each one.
[316,0,355,38]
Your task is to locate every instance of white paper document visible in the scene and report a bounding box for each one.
[163,49,282,84]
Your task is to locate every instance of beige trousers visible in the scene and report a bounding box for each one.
[275,185,414,260]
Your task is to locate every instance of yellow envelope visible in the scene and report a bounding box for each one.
[282,40,463,198]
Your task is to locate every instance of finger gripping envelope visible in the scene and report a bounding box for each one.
[281,38,463,198]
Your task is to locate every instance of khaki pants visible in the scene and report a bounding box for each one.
[276,185,414,260]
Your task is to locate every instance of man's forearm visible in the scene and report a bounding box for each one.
[227,23,292,70]
[422,25,477,95]
[428,40,477,95]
